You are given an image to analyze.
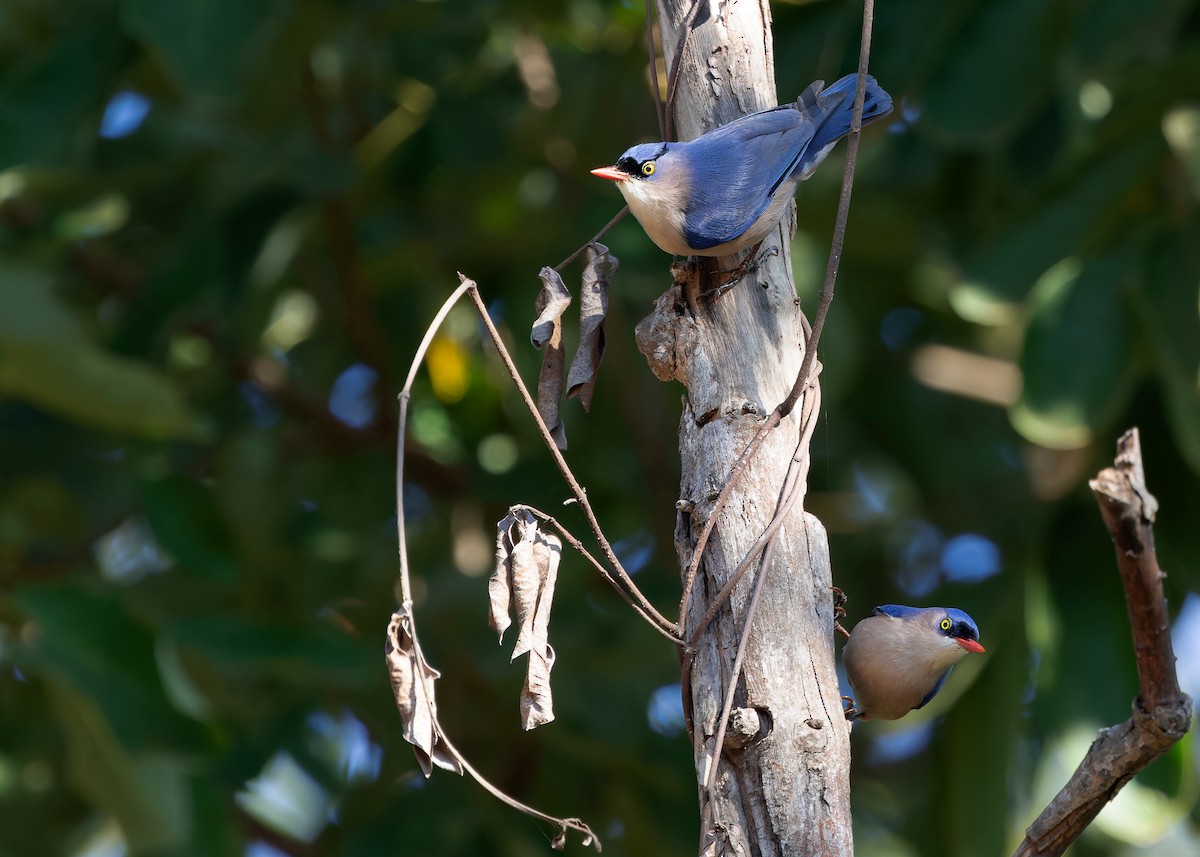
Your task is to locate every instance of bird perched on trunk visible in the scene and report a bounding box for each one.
[591,73,892,257]
[842,605,985,721]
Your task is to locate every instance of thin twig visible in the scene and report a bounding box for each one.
[1012,429,1192,857]
[696,386,818,814]
[516,504,683,645]
[701,533,778,801]
[462,275,681,641]
[439,731,601,851]
[677,0,876,636]
[645,0,666,140]
[687,383,821,648]
[663,0,705,142]
[554,208,629,273]
[397,280,475,603]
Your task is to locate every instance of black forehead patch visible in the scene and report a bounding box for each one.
[950,620,978,640]
[616,155,640,175]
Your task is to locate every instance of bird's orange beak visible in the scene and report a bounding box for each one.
[590,165,629,182]
[956,638,986,654]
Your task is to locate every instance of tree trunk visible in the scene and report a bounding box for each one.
[634,2,853,855]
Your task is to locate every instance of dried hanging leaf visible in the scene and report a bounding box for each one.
[491,509,561,729]
[566,242,616,411]
[385,611,463,777]
[488,524,514,642]
[531,267,571,449]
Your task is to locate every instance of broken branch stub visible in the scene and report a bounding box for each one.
[384,610,463,777]
[491,508,562,730]
[566,242,615,411]
[531,267,571,449]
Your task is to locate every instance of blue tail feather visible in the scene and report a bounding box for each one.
[803,73,893,164]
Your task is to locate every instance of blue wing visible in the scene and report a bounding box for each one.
[679,74,892,251]
[678,97,818,251]
[915,668,952,710]
[871,604,925,620]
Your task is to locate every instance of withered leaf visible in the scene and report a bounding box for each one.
[488,525,514,642]
[385,611,463,777]
[531,267,571,350]
[531,267,571,449]
[566,242,615,411]
[490,508,561,730]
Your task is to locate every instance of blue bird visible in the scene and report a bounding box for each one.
[842,605,985,721]
[591,73,892,257]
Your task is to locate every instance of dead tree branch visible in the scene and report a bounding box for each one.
[1012,428,1193,857]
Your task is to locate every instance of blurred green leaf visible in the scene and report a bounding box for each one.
[0,265,196,437]
[1072,0,1196,71]
[1011,254,1141,448]
[957,136,1164,316]
[141,475,238,582]
[1137,230,1200,475]
[14,583,197,749]
[0,18,118,169]
[121,0,282,97]
[45,682,192,855]
[168,616,375,685]
[922,0,1056,144]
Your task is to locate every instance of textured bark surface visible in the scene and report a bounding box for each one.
[1012,430,1193,857]
[636,2,853,854]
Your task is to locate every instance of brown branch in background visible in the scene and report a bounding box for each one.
[1012,429,1193,857]
[300,60,398,414]
[678,0,877,633]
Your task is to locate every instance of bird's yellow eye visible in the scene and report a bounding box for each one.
[940,617,952,631]
[641,161,656,176]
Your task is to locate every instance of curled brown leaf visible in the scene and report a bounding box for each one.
[531,267,571,449]
[566,242,615,411]
[385,611,463,777]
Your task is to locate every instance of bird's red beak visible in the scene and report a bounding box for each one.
[956,638,986,654]
[590,165,629,182]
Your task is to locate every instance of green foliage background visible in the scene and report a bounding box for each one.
[1,0,1198,855]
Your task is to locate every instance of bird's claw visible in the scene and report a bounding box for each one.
[841,696,859,721]
[701,243,780,300]
[831,585,847,619]
[831,586,851,639]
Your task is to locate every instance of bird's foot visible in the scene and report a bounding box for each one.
[842,696,859,721]
[832,586,851,639]
[831,585,848,619]
[701,243,779,300]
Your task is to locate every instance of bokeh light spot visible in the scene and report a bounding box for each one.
[866,721,934,765]
[328,363,378,429]
[477,433,518,474]
[941,533,1001,583]
[647,684,685,737]
[888,519,944,597]
[99,91,150,139]
[1079,80,1112,120]
[427,337,470,403]
[262,290,319,353]
[613,528,656,576]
